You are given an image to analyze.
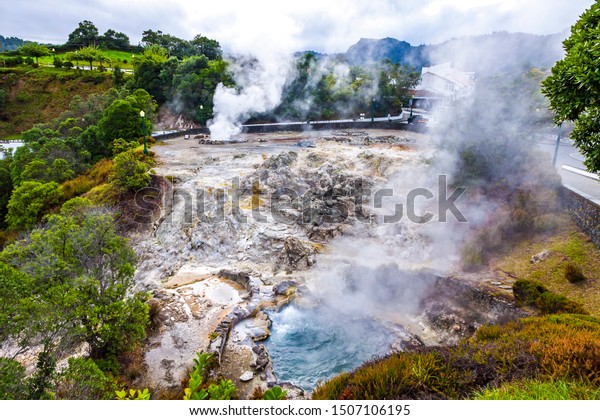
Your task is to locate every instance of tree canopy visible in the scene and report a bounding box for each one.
[67,20,100,47]
[542,2,600,173]
[141,29,222,60]
[17,42,51,64]
[101,29,130,50]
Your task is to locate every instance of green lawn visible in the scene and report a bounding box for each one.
[37,49,135,70]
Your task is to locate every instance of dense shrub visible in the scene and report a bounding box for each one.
[1,205,149,362]
[109,150,150,191]
[5,181,61,230]
[0,358,27,399]
[513,279,587,314]
[512,279,547,305]
[1,56,24,67]
[56,358,116,400]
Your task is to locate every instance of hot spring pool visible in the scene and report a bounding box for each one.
[265,303,394,391]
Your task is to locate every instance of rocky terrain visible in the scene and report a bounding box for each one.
[131,129,526,398]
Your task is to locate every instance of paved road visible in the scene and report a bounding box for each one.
[537,134,600,202]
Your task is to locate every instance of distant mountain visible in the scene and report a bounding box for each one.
[0,35,26,51]
[345,37,427,68]
[342,31,567,75]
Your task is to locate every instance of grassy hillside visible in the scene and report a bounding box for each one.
[0,67,113,138]
[493,217,600,316]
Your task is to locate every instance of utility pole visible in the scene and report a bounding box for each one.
[552,124,563,167]
[371,98,376,122]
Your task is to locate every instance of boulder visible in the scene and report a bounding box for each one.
[273,280,298,296]
[218,269,251,290]
[280,237,315,271]
[239,371,254,382]
[247,326,270,341]
[530,250,551,264]
[296,139,316,148]
[251,344,269,371]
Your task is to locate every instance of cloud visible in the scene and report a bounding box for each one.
[1,0,595,51]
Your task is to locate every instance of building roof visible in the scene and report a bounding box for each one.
[419,62,475,89]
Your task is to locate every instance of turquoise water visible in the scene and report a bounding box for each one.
[266,304,393,391]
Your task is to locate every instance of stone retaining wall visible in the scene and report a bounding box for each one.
[560,185,600,249]
[153,121,426,140]
[241,121,426,134]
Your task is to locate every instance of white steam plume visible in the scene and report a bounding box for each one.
[207,11,301,140]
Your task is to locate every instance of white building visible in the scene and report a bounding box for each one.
[413,62,475,105]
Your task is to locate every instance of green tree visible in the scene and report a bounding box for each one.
[191,35,222,60]
[0,262,35,345]
[101,29,130,50]
[141,29,164,46]
[73,46,100,70]
[275,52,317,120]
[9,136,88,187]
[1,204,149,360]
[5,181,61,230]
[64,51,80,69]
[92,89,155,159]
[115,388,151,400]
[132,46,169,102]
[377,60,420,114]
[542,1,600,173]
[18,42,50,65]
[170,57,232,122]
[95,50,111,71]
[112,65,125,87]
[97,100,139,157]
[27,346,56,399]
[49,158,76,182]
[67,20,100,47]
[110,150,150,190]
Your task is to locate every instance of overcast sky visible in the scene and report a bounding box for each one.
[1,0,596,53]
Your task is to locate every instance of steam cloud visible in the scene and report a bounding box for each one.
[209,53,293,140]
[301,53,561,330]
[207,10,301,140]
